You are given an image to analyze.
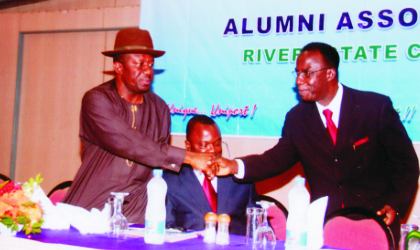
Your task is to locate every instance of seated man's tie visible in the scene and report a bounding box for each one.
[202,178,217,213]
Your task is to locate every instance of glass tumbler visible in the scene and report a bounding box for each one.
[246,207,264,246]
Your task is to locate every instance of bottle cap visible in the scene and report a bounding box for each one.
[153,169,163,176]
[204,212,218,222]
[217,214,231,224]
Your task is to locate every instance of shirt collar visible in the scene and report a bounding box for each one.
[316,82,343,128]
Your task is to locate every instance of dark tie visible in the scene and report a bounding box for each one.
[202,177,217,213]
[323,109,337,145]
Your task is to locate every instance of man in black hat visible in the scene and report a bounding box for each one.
[63,28,214,224]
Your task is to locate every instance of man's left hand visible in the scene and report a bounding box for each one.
[377,205,397,226]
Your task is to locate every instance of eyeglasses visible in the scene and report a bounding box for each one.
[292,67,332,78]
[196,141,231,158]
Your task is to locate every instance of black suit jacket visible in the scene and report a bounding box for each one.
[164,165,259,235]
[240,85,419,217]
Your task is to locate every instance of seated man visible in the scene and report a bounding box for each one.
[164,115,259,235]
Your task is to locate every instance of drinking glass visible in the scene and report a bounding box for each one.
[108,192,129,239]
[246,207,264,246]
[254,201,276,250]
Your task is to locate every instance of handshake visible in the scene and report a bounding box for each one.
[184,151,239,180]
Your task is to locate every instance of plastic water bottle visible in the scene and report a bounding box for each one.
[144,169,167,244]
[285,177,310,250]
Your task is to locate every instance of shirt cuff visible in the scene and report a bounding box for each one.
[234,159,245,179]
[164,146,186,172]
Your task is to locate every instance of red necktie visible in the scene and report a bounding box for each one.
[202,178,217,213]
[323,109,337,145]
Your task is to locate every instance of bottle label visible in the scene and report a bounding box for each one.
[145,220,165,235]
[285,230,307,246]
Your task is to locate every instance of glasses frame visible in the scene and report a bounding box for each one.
[292,67,332,78]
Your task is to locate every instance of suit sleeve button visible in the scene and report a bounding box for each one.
[337,183,342,188]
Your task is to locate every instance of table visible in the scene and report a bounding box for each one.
[8,227,341,250]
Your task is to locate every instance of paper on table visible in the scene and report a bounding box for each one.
[307,196,329,250]
[127,228,200,242]
[30,186,70,230]
[165,230,200,243]
[55,202,111,234]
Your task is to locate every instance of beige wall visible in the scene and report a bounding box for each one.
[0,1,419,227]
[0,13,20,178]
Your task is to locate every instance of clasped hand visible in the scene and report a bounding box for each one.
[188,153,237,179]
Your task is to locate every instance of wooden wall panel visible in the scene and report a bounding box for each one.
[20,9,104,32]
[0,13,20,177]
[15,31,108,192]
[103,30,119,83]
[0,0,126,13]
[116,0,141,7]
[103,6,140,28]
[24,0,117,11]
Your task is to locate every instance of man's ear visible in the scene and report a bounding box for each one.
[326,68,337,81]
[185,140,191,151]
[114,61,123,75]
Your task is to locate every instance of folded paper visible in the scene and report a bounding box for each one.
[30,186,70,230]
[307,196,329,250]
[55,202,111,234]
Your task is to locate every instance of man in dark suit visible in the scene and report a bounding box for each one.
[163,115,259,235]
[215,42,419,243]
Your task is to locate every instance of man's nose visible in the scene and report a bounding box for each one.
[296,73,305,85]
[143,64,153,75]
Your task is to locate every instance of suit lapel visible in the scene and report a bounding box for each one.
[305,102,335,151]
[335,86,356,151]
[216,177,233,213]
[181,167,212,212]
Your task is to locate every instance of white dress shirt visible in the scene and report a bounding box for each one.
[235,83,344,179]
[315,82,343,128]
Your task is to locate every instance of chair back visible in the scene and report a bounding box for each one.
[47,181,72,205]
[49,189,68,205]
[259,195,288,241]
[0,173,11,182]
[323,207,395,250]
